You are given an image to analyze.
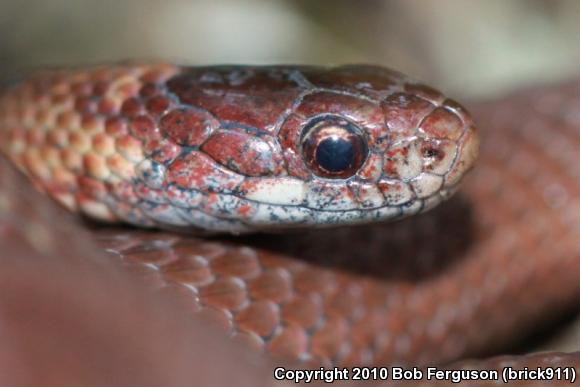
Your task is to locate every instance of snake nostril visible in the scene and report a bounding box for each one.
[300,116,368,179]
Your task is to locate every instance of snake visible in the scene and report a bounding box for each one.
[0,62,578,385]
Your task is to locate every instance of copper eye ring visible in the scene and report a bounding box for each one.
[300,116,369,179]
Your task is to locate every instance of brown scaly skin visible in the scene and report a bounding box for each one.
[0,148,578,387]
[0,64,579,385]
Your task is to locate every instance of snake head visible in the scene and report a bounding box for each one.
[157,65,479,232]
[0,64,478,233]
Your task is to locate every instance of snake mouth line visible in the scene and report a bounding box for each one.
[109,184,463,234]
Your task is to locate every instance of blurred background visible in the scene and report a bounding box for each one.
[1,0,580,99]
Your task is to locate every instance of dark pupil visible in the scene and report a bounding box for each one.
[315,136,354,173]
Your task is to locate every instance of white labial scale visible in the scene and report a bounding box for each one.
[184,208,247,232]
[410,173,444,199]
[364,205,402,222]
[201,193,251,220]
[348,182,385,208]
[314,209,365,226]
[305,180,359,211]
[241,177,306,206]
[139,201,192,226]
[250,203,315,226]
[165,185,205,209]
[105,198,156,227]
[134,183,168,205]
[380,180,415,206]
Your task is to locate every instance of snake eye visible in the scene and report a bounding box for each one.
[301,116,368,179]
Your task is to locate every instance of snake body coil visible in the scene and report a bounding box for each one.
[0,63,578,373]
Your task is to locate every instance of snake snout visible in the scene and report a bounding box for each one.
[441,121,480,191]
[380,93,479,214]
